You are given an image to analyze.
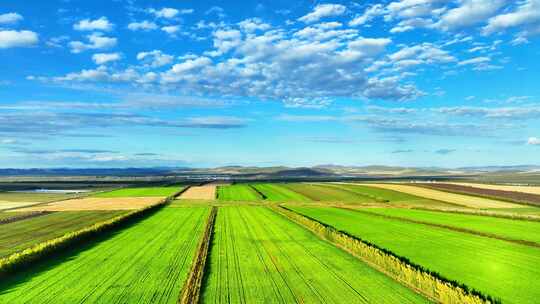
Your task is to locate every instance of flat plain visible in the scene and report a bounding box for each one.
[290,206,540,304]
[18,197,163,211]
[251,183,313,202]
[202,206,428,303]
[0,207,209,303]
[93,186,182,198]
[216,184,262,201]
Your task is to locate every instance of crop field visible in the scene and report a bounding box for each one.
[451,182,540,195]
[0,207,210,303]
[93,186,182,198]
[419,183,540,207]
[251,183,313,202]
[18,197,163,211]
[202,206,427,303]
[0,192,82,202]
[359,207,540,245]
[216,184,262,201]
[0,211,125,257]
[278,183,376,203]
[179,185,217,200]
[289,206,540,303]
[365,183,523,209]
[327,183,456,207]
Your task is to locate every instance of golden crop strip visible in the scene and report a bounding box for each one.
[179,185,217,200]
[362,183,524,209]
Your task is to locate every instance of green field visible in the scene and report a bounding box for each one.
[0,211,125,257]
[0,192,82,202]
[0,207,209,303]
[217,184,262,201]
[202,206,428,303]
[360,207,540,245]
[251,183,312,202]
[330,183,456,207]
[280,183,376,203]
[93,186,182,198]
[289,206,540,304]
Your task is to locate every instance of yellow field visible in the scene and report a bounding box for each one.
[178,185,217,200]
[449,182,540,195]
[363,183,524,209]
[16,197,163,211]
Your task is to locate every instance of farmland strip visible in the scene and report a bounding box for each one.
[346,207,540,248]
[0,211,54,225]
[179,206,217,304]
[273,205,495,304]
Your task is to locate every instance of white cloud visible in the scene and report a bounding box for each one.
[161,25,180,35]
[148,7,192,19]
[238,18,271,33]
[73,17,114,31]
[1,139,17,144]
[435,0,505,30]
[299,4,347,23]
[0,30,38,48]
[136,50,174,67]
[484,0,540,34]
[0,12,23,24]
[128,20,158,31]
[69,33,117,53]
[528,137,540,145]
[458,56,490,65]
[92,52,121,64]
[349,4,384,26]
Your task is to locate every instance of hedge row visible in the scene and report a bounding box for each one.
[272,205,499,304]
[178,206,217,304]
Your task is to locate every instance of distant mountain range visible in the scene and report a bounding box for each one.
[1,165,540,178]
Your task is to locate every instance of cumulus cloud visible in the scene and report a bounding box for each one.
[299,4,347,23]
[0,30,38,48]
[73,17,114,31]
[350,4,384,26]
[528,137,540,145]
[127,20,158,31]
[92,52,121,64]
[483,0,540,35]
[136,50,174,67]
[148,7,192,19]
[161,25,180,35]
[0,12,23,24]
[435,0,505,30]
[69,33,116,53]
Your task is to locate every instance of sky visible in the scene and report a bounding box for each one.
[0,0,539,169]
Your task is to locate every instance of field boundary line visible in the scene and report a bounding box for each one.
[271,205,499,304]
[248,184,267,200]
[179,206,217,304]
[411,206,540,222]
[0,191,180,277]
[343,207,540,248]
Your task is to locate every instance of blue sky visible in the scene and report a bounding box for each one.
[1,0,539,168]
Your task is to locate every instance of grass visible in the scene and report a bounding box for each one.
[251,183,312,202]
[93,186,183,198]
[0,207,209,303]
[216,184,262,201]
[361,207,540,246]
[0,211,125,257]
[0,211,33,221]
[280,183,376,203]
[330,183,456,207]
[201,206,428,303]
[289,206,540,304]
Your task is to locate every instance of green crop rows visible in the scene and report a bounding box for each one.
[93,186,183,198]
[361,207,540,245]
[0,211,125,257]
[216,184,262,201]
[251,183,312,202]
[201,206,428,303]
[289,206,540,304]
[0,207,209,303]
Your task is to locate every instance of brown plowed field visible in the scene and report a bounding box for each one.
[16,197,163,211]
[178,185,217,200]
[420,183,540,207]
[450,182,540,195]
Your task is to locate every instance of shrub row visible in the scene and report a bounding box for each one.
[272,206,499,304]
[0,211,54,225]
[179,206,217,304]
[0,192,179,277]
